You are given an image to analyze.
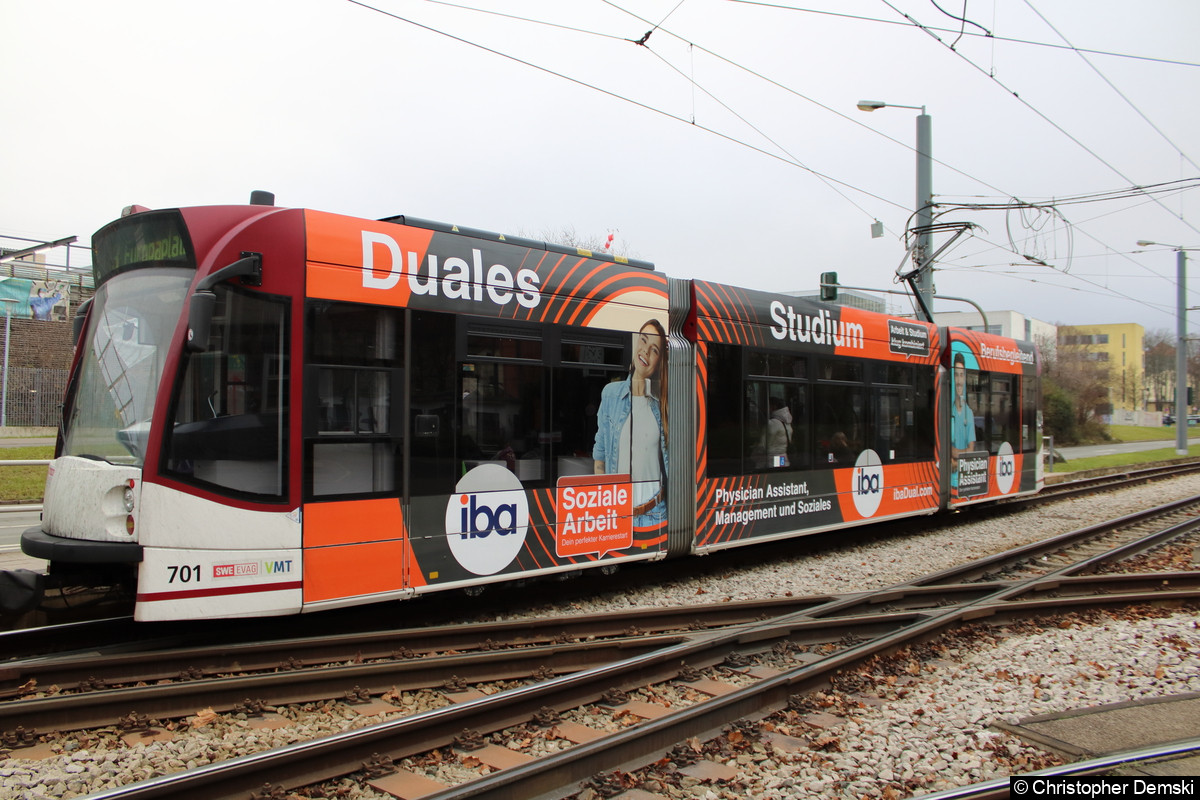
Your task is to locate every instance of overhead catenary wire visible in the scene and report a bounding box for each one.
[937,179,1200,282]
[875,0,1200,243]
[599,0,1017,201]
[936,179,1200,276]
[350,0,911,216]
[935,181,1200,299]
[608,0,1200,314]
[922,182,1200,311]
[937,177,1200,211]
[603,0,1200,302]
[1022,0,1200,177]
[412,0,631,42]
[414,0,1193,267]
[355,0,1188,322]
[934,262,1198,328]
[635,37,888,224]
[415,0,912,223]
[416,0,1031,225]
[725,0,1200,69]
[928,0,991,49]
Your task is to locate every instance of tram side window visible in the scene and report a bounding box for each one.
[163,287,289,500]
[555,335,627,477]
[873,387,907,461]
[304,302,402,498]
[706,344,811,476]
[705,343,747,477]
[409,311,458,497]
[876,364,934,463]
[404,317,642,493]
[988,375,1019,454]
[1023,376,1039,452]
[747,381,808,471]
[460,339,546,484]
[814,380,866,468]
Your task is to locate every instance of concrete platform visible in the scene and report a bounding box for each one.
[998,692,1200,776]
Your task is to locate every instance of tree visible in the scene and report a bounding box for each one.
[518,225,634,259]
[1143,328,1175,411]
[1041,380,1077,444]
[1188,339,1200,414]
[1043,334,1113,444]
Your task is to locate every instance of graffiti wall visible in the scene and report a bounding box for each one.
[0,277,70,321]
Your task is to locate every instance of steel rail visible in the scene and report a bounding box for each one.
[326,592,1200,800]
[1,601,956,733]
[0,593,842,693]
[918,738,1200,800]
[390,525,1200,800]
[8,582,1198,735]
[1033,461,1200,497]
[907,493,1200,587]
[59,626,767,800]
[9,563,1200,714]
[0,632,687,732]
[70,572,1200,799]
[0,615,134,662]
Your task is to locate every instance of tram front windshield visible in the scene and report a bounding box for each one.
[61,269,191,465]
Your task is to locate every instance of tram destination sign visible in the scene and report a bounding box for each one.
[93,210,194,285]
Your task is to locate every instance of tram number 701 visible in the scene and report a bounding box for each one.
[168,564,202,583]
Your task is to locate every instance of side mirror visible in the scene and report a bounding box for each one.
[186,290,217,352]
[184,252,261,353]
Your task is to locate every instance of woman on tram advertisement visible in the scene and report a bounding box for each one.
[593,319,669,530]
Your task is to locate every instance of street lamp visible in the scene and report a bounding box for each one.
[1136,240,1196,456]
[858,101,934,316]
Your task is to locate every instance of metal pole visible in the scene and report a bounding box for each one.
[915,110,934,313]
[1176,249,1188,456]
[2,307,9,429]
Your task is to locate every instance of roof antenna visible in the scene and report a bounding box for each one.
[250,190,275,206]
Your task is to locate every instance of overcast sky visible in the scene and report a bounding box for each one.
[4,0,1199,335]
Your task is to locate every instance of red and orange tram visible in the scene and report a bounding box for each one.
[14,197,1041,621]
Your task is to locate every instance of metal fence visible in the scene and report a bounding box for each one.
[2,367,68,428]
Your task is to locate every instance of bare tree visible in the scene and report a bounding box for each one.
[518,225,634,259]
[1045,335,1113,442]
[1144,328,1174,412]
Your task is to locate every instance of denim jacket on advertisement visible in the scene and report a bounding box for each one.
[592,377,668,524]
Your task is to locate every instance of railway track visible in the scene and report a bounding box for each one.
[5,460,1198,647]
[1032,462,1200,502]
[4,490,1198,799]
[915,739,1200,800]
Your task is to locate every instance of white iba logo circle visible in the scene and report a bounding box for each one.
[996,441,1016,494]
[851,448,884,518]
[444,464,529,576]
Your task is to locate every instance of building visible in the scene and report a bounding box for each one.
[930,309,1056,347]
[1057,323,1145,416]
[0,238,91,429]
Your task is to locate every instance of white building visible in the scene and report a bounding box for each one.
[930,309,1056,349]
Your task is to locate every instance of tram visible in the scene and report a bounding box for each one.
[13,196,1042,621]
